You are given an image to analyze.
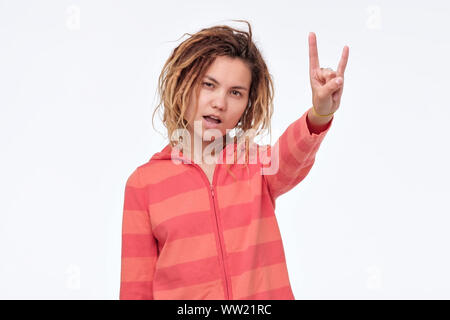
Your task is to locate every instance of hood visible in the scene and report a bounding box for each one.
[150,138,257,164]
[150,143,176,161]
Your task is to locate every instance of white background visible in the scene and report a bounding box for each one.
[1,0,449,299]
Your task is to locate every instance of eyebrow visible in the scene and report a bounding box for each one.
[204,75,249,91]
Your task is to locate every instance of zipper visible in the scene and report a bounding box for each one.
[175,155,230,300]
[204,165,231,300]
[207,172,230,300]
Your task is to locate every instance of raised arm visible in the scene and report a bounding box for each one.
[262,108,333,204]
[262,32,349,204]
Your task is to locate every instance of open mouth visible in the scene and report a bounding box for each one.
[203,115,221,124]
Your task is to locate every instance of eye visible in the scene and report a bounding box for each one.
[203,82,242,97]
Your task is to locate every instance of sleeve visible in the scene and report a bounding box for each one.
[119,167,158,300]
[261,108,333,204]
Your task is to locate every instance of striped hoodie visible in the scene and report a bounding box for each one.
[120,108,333,300]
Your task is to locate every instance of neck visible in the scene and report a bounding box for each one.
[181,133,229,165]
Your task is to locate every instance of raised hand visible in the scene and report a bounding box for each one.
[309,32,349,116]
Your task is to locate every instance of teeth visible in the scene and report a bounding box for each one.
[204,115,220,123]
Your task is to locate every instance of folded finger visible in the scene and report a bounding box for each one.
[318,68,337,83]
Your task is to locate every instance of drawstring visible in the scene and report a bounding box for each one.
[245,136,250,186]
[226,135,251,185]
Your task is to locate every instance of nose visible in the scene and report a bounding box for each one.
[212,91,227,111]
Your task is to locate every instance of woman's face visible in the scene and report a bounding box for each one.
[184,56,252,146]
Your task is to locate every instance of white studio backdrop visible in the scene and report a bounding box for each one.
[0,0,449,299]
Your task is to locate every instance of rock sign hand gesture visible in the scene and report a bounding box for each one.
[309,32,349,116]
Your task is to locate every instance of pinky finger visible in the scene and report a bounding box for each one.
[334,81,345,102]
[332,89,340,101]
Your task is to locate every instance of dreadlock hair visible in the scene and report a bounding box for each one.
[152,19,275,181]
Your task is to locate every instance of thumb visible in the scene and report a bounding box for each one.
[323,76,343,97]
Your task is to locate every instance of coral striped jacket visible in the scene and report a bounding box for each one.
[120,108,333,300]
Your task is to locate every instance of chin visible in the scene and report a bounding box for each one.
[202,132,226,142]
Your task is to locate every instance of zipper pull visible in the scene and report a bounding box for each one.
[210,185,214,197]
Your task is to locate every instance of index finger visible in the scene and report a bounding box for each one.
[336,45,349,76]
[308,32,320,74]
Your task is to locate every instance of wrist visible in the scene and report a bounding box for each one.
[307,106,334,126]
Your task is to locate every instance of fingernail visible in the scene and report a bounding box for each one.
[335,77,343,85]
